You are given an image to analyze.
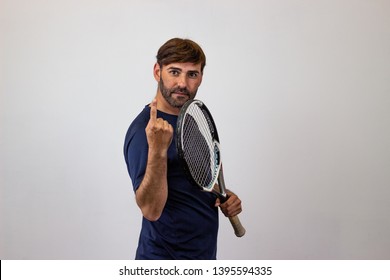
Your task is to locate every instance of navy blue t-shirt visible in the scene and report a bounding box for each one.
[124,105,219,260]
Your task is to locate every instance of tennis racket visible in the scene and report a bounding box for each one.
[176,99,246,237]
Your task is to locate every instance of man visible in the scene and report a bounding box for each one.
[124,38,242,259]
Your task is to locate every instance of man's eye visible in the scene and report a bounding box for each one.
[188,72,199,78]
[169,70,180,76]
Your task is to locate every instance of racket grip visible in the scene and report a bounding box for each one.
[228,215,246,237]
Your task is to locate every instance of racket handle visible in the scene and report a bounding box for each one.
[217,166,246,237]
[228,215,246,237]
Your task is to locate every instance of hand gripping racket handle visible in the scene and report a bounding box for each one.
[219,194,246,237]
[218,166,246,237]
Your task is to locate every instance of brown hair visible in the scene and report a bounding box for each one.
[156,38,206,72]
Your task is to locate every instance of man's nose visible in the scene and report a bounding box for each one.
[177,74,188,88]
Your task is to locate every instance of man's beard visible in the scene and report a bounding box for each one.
[159,77,197,108]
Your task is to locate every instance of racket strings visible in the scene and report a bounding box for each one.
[183,114,212,185]
[193,108,217,186]
[182,105,217,188]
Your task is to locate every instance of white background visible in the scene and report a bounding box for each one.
[1,0,389,259]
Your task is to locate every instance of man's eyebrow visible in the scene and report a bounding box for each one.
[166,67,200,73]
[167,66,182,71]
[187,70,200,74]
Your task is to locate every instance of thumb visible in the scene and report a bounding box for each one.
[215,197,221,207]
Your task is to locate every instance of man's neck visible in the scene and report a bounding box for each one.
[153,92,181,116]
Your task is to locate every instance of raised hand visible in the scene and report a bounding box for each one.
[145,99,174,154]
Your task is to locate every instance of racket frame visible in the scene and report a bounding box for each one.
[176,99,245,237]
[177,100,226,195]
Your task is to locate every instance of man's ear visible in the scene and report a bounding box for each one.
[153,63,161,82]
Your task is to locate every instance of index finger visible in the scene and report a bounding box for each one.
[149,99,157,122]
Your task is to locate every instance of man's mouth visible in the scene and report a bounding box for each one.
[171,91,189,97]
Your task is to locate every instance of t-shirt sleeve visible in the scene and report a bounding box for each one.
[124,124,149,192]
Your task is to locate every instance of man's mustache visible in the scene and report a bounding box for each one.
[170,87,190,96]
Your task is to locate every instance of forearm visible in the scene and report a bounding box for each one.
[135,150,168,221]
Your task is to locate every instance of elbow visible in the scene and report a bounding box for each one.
[135,189,166,222]
[142,209,162,222]
[137,200,163,221]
